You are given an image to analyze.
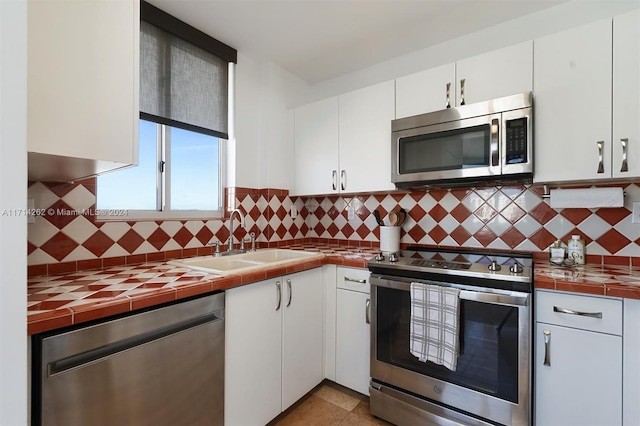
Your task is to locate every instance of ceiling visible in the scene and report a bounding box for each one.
[148,0,567,84]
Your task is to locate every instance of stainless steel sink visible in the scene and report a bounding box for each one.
[168,249,323,275]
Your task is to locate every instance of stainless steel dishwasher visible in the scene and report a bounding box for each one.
[31,292,225,426]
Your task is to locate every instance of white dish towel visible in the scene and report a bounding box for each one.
[410,282,461,371]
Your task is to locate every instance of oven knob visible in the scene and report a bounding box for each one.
[509,262,524,274]
[488,260,501,271]
[389,253,399,263]
[374,252,385,262]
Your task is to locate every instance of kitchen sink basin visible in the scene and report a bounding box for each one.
[168,249,323,275]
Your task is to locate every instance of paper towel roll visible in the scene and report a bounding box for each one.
[549,187,624,208]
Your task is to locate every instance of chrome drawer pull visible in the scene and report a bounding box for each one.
[621,138,629,172]
[553,306,602,319]
[344,277,367,284]
[332,170,337,191]
[286,279,292,307]
[597,140,605,174]
[365,298,371,325]
[459,78,466,105]
[275,281,282,311]
[445,82,451,108]
[543,329,551,366]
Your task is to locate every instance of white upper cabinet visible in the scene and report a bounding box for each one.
[293,81,395,196]
[338,80,396,194]
[293,96,340,195]
[27,0,139,182]
[456,41,533,106]
[395,63,456,118]
[395,41,532,119]
[612,9,640,179]
[533,19,613,183]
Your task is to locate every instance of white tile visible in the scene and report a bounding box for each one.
[486,214,511,236]
[486,191,511,213]
[439,214,459,234]
[515,240,540,252]
[161,239,182,251]
[61,185,95,210]
[543,215,573,239]
[159,221,182,237]
[439,192,460,212]
[133,241,158,255]
[61,216,97,244]
[184,220,205,235]
[132,221,158,239]
[614,216,640,242]
[27,248,57,266]
[461,192,485,212]
[461,215,484,235]
[513,215,542,238]
[184,237,202,249]
[514,188,542,211]
[100,221,131,242]
[578,215,612,241]
[101,244,130,258]
[62,246,96,262]
[28,216,59,246]
[29,182,59,209]
[487,238,509,250]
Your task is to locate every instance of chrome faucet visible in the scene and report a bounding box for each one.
[227,209,245,252]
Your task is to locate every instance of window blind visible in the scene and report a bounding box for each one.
[140,2,237,139]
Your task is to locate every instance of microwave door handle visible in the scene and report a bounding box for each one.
[491,118,500,167]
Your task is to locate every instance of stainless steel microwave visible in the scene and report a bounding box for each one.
[392,92,533,187]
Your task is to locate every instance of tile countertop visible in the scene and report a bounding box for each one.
[28,245,640,335]
[27,244,379,335]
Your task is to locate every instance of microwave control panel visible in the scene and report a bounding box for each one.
[505,117,528,164]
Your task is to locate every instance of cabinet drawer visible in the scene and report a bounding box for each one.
[337,267,370,294]
[536,290,622,335]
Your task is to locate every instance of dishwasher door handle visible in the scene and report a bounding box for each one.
[48,309,224,377]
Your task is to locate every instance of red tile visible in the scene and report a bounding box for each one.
[450,226,472,245]
[172,227,194,248]
[500,203,526,224]
[147,228,171,251]
[474,226,498,247]
[598,229,631,254]
[501,227,526,249]
[40,232,78,262]
[529,202,558,225]
[82,230,115,257]
[77,258,103,271]
[428,225,448,244]
[596,208,630,226]
[70,299,131,324]
[555,281,606,296]
[561,208,592,226]
[407,224,427,243]
[428,204,448,222]
[117,229,145,254]
[129,289,176,310]
[28,264,47,278]
[126,254,147,265]
[86,290,127,299]
[48,261,77,275]
[474,204,498,224]
[28,310,74,335]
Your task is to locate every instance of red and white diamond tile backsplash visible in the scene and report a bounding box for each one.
[27,178,640,269]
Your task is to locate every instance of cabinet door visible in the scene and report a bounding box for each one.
[336,288,371,395]
[395,63,456,118]
[456,41,533,106]
[612,10,640,178]
[535,323,622,426]
[293,96,339,196]
[534,19,612,183]
[339,81,396,193]
[624,299,640,426]
[225,280,282,426]
[27,0,138,179]
[281,268,324,410]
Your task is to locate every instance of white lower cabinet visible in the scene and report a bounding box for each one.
[335,267,371,395]
[225,268,324,426]
[534,290,622,426]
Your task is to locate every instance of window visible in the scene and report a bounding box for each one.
[97,1,236,220]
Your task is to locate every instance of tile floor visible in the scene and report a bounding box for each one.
[268,381,392,426]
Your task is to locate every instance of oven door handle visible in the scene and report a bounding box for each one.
[370,276,529,307]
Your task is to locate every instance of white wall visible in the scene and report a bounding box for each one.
[306,0,640,103]
[0,0,28,424]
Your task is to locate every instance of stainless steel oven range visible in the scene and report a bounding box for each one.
[368,248,532,426]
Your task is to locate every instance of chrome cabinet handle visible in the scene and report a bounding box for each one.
[332,170,337,190]
[459,78,466,105]
[286,279,292,307]
[553,306,603,319]
[344,277,367,284]
[275,281,282,311]
[597,140,605,174]
[366,298,371,325]
[445,82,451,108]
[621,138,629,172]
[490,118,500,167]
[340,170,346,191]
[543,329,551,366]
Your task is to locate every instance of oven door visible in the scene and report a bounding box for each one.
[370,275,531,426]
[392,113,502,185]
